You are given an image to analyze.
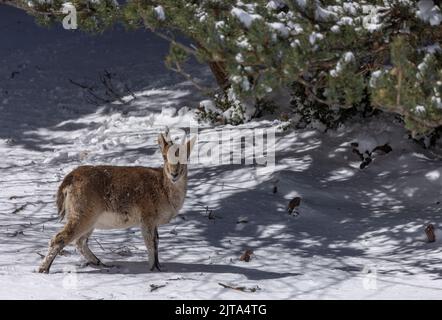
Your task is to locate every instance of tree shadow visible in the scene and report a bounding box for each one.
[0,5,206,152]
[78,260,300,280]
[177,127,442,291]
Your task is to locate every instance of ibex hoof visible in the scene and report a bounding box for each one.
[38,266,49,274]
[150,262,162,272]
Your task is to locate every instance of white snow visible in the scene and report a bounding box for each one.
[295,0,306,8]
[266,1,281,11]
[231,7,262,28]
[343,2,359,15]
[370,70,383,88]
[338,16,354,26]
[61,2,75,11]
[315,6,338,21]
[309,32,324,45]
[351,121,391,155]
[236,36,252,50]
[362,7,383,32]
[235,53,245,63]
[200,100,217,113]
[291,39,301,48]
[330,52,354,78]
[154,5,166,21]
[417,0,442,26]
[423,44,441,54]
[287,22,303,35]
[425,170,440,181]
[418,54,432,74]
[1,6,442,300]
[343,52,355,63]
[331,25,340,33]
[268,22,290,38]
[215,21,225,30]
[231,75,251,91]
[415,105,426,113]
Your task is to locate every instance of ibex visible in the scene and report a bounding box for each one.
[38,131,196,273]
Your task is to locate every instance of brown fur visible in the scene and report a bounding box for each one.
[38,132,196,273]
[56,172,73,221]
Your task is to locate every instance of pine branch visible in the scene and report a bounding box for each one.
[295,77,331,106]
[168,61,212,93]
[149,29,198,57]
[373,102,442,130]
[1,0,64,17]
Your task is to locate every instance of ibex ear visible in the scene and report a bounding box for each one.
[185,135,197,159]
[158,132,170,155]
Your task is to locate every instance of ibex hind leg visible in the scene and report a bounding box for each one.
[76,230,104,266]
[38,220,87,273]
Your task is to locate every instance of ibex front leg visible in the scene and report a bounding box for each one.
[154,227,161,269]
[141,223,161,271]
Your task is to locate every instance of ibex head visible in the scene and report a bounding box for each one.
[158,130,196,183]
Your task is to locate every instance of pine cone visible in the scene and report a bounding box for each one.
[287,197,301,215]
[425,224,436,243]
[239,249,254,262]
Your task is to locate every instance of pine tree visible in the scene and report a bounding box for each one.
[3,0,442,133]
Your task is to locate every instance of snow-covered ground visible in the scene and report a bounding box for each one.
[1,6,442,299]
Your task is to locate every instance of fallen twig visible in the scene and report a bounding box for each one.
[7,230,24,237]
[170,226,178,235]
[12,203,29,214]
[150,284,167,292]
[218,282,261,293]
[69,70,136,106]
[94,238,106,252]
[204,205,221,220]
[9,195,27,200]
[69,78,110,106]
[167,277,196,281]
